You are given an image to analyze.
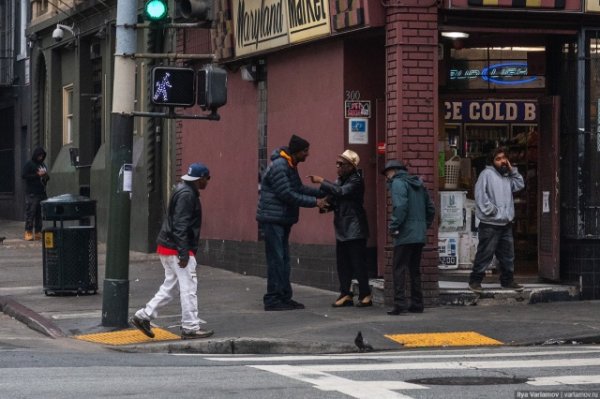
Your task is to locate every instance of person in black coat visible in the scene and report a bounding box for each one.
[309,149,372,307]
[256,134,328,311]
[130,162,214,340]
[21,147,49,241]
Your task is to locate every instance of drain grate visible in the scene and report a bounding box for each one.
[407,376,528,385]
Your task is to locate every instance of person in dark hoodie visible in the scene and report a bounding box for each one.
[383,160,435,315]
[22,147,50,241]
[308,149,372,308]
[256,134,328,311]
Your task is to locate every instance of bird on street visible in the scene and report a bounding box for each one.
[354,331,373,352]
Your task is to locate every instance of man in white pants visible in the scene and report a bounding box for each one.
[130,162,214,340]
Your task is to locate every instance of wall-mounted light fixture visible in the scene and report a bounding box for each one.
[441,31,469,39]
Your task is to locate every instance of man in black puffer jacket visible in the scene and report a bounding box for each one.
[257,134,327,311]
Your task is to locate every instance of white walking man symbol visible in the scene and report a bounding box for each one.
[154,72,172,102]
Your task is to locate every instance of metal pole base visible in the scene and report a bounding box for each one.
[101,279,130,327]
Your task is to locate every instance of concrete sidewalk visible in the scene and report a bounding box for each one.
[1,219,599,354]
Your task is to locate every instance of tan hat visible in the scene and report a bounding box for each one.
[339,149,360,168]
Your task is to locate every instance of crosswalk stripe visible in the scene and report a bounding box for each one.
[528,375,600,386]
[252,365,425,399]
[202,347,600,362]
[302,357,600,372]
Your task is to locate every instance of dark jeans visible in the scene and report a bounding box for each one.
[469,222,515,285]
[262,223,293,307]
[25,193,46,232]
[392,243,424,310]
[336,239,370,298]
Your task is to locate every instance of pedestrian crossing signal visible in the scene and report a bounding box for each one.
[151,67,195,107]
[197,64,227,111]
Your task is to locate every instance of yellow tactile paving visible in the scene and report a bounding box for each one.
[75,328,180,345]
[385,331,503,348]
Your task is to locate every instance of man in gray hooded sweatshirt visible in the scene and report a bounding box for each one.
[468,147,525,293]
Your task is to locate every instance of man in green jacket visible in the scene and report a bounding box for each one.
[383,160,435,315]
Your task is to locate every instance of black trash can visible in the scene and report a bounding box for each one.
[41,194,98,295]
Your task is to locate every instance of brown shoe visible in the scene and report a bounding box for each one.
[34,232,42,241]
[24,231,33,241]
[356,295,372,307]
[332,294,353,307]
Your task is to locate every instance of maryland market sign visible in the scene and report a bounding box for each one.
[233,0,331,57]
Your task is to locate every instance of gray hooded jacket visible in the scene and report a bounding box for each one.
[474,165,525,226]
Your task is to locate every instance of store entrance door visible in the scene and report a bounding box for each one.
[537,96,561,281]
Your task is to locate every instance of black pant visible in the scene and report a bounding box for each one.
[392,243,424,310]
[336,239,371,298]
[25,193,46,232]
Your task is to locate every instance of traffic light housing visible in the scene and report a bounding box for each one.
[151,67,196,107]
[176,0,214,23]
[144,0,169,22]
[197,64,227,111]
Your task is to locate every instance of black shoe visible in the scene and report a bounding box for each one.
[468,282,483,293]
[287,299,305,309]
[356,294,373,308]
[387,306,408,315]
[129,315,155,338]
[408,306,424,313]
[181,328,214,340]
[332,294,353,307]
[264,302,295,311]
[501,281,524,291]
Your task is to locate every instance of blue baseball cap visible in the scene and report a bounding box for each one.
[182,162,210,181]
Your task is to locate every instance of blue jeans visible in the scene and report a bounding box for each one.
[262,223,293,307]
[470,223,515,285]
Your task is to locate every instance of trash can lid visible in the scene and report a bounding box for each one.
[42,193,94,204]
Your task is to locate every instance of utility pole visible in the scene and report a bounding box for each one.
[102,0,137,327]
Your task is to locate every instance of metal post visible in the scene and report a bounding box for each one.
[102,0,137,327]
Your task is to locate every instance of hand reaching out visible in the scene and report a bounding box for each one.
[308,175,324,184]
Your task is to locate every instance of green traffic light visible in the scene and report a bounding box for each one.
[144,0,168,21]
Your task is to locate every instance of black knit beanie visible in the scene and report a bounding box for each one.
[288,134,310,154]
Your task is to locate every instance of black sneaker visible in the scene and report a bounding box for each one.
[264,302,295,311]
[181,328,214,340]
[501,281,524,291]
[408,306,424,313]
[468,282,483,293]
[129,315,154,338]
[387,306,408,315]
[287,299,305,309]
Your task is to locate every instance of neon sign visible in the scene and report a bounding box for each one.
[481,62,537,85]
[450,62,537,86]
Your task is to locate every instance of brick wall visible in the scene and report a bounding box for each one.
[384,3,439,306]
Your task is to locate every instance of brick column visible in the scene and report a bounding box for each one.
[384,3,439,306]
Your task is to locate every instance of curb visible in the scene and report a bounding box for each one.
[0,295,65,338]
[111,337,358,355]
